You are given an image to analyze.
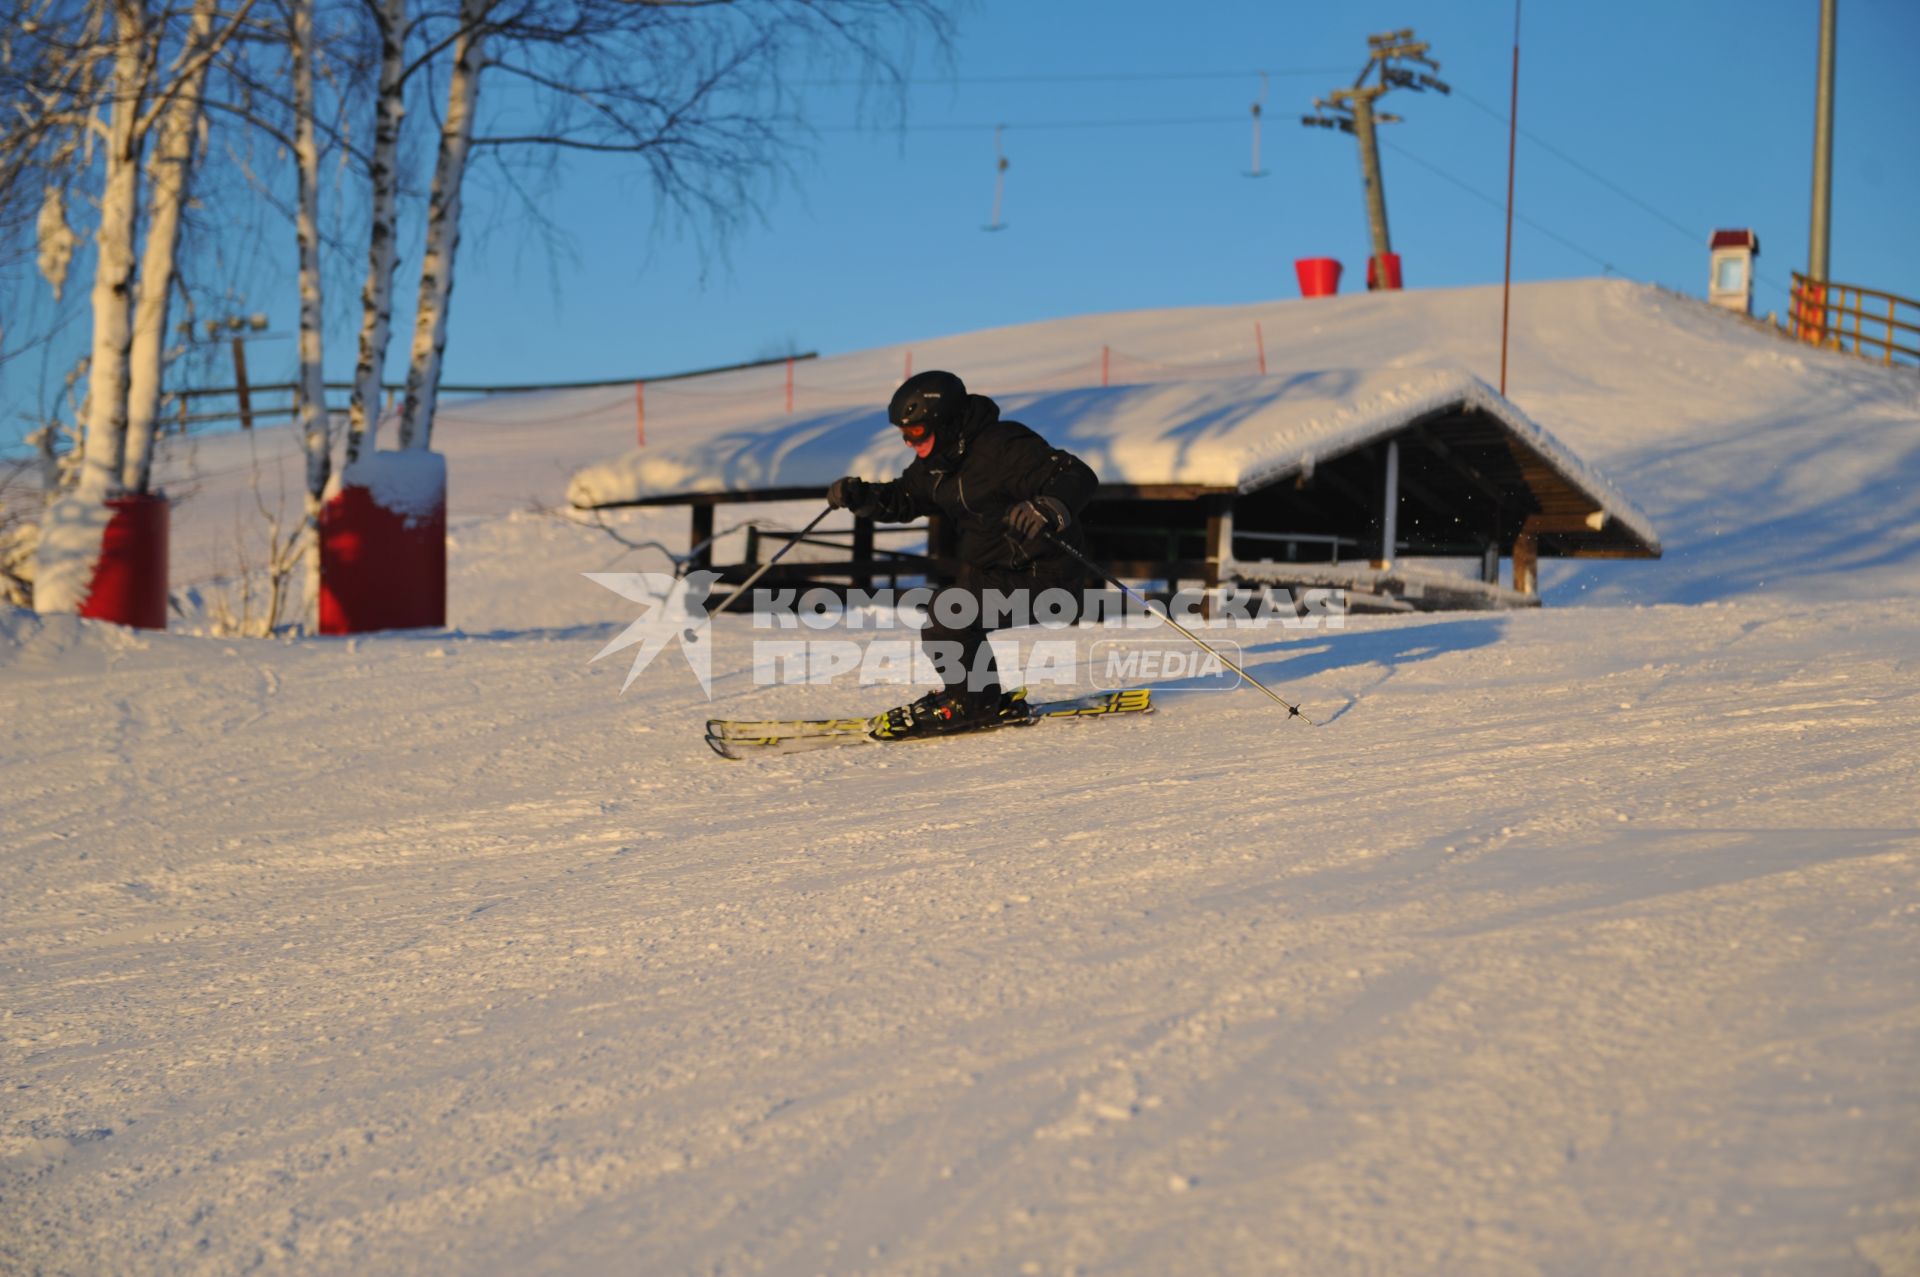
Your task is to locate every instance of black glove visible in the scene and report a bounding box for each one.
[827,476,871,512]
[1006,495,1070,540]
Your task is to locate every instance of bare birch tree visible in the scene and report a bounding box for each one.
[10,0,254,611]
[341,0,404,467]
[77,0,251,500]
[391,0,484,454]
[74,0,157,503]
[122,0,220,494]
[374,0,951,456]
[286,0,330,621]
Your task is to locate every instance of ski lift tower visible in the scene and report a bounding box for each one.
[1303,29,1450,290]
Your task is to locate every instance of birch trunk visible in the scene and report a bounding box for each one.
[344,0,407,467]
[290,0,329,626]
[37,0,150,613]
[122,0,218,495]
[395,0,487,452]
[77,0,152,502]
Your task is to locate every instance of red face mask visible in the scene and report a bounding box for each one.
[899,423,936,457]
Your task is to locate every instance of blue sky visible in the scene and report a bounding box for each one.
[5,0,1917,452]
[431,0,1916,386]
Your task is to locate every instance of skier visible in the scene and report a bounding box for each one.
[827,369,1099,738]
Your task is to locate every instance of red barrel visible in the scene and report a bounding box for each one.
[318,460,447,634]
[78,493,170,630]
[1294,257,1343,297]
[1366,252,1404,291]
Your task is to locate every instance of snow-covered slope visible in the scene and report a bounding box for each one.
[152,278,1920,615]
[4,597,1917,1275]
[5,279,1919,1276]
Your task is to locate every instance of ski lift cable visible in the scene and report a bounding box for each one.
[816,113,1245,134]
[1378,137,1619,273]
[1449,87,1701,246]
[1447,86,1794,297]
[795,67,1351,88]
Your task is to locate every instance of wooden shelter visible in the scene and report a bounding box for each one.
[566,368,1660,611]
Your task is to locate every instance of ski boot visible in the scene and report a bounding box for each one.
[873,687,1030,741]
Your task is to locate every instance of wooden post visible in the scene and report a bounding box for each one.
[690,503,714,571]
[851,515,874,592]
[634,380,645,446]
[1511,530,1537,595]
[1508,511,1603,596]
[231,337,254,430]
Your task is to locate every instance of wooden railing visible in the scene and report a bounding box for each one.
[1790,272,1920,369]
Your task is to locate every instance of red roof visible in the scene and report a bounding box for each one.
[1710,228,1759,253]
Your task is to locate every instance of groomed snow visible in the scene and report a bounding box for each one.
[5,598,1917,1274]
[4,278,1918,1275]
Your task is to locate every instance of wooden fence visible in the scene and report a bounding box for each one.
[1790,272,1919,370]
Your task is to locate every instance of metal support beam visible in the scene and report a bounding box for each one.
[1378,439,1400,567]
[1352,94,1394,277]
[1809,0,1837,284]
[1304,30,1444,291]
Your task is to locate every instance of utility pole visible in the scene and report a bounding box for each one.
[1808,0,1837,284]
[1303,29,1450,290]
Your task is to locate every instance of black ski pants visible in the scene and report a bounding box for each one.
[921,561,1087,703]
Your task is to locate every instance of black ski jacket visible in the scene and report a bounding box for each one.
[860,394,1099,578]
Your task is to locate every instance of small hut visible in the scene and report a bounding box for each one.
[567,367,1659,611]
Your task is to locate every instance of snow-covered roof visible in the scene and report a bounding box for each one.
[566,365,1660,554]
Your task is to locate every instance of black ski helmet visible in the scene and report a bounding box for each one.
[888,370,966,437]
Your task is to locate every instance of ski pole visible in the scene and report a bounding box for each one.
[1043,530,1315,725]
[707,505,834,619]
